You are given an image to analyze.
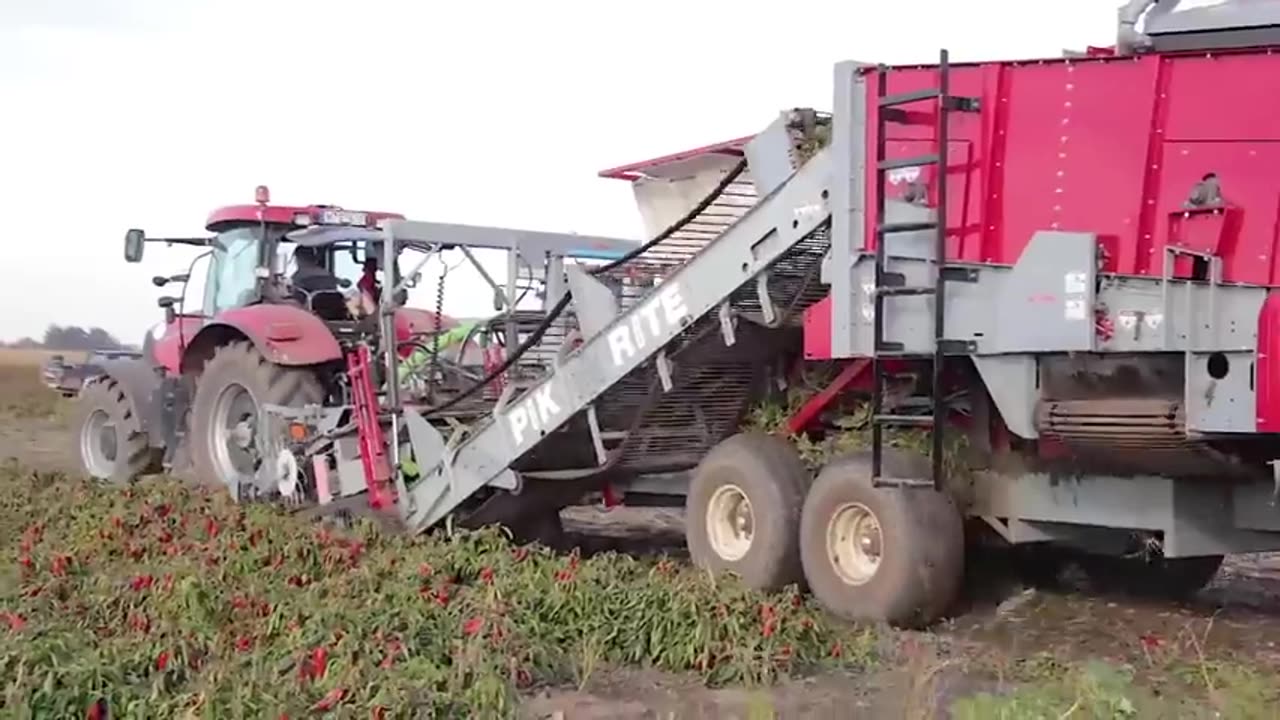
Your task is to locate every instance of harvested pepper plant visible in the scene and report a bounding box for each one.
[0,463,874,718]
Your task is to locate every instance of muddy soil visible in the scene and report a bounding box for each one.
[6,410,1280,718]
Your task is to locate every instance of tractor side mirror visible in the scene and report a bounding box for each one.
[337,278,352,289]
[125,229,146,262]
[152,273,191,287]
[157,296,178,325]
[405,271,422,289]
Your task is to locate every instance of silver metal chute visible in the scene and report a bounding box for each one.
[1118,0,1280,53]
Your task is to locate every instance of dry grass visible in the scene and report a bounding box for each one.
[0,348,85,368]
[0,354,68,420]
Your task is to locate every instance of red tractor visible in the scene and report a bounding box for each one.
[74,188,448,489]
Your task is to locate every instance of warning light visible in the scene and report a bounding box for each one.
[254,185,271,205]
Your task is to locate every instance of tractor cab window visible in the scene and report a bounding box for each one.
[203,227,262,314]
[331,243,364,285]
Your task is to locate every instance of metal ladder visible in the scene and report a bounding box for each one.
[870,49,980,491]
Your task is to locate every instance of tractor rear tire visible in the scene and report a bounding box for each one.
[73,377,162,484]
[189,342,324,496]
[799,451,964,628]
[685,432,810,592]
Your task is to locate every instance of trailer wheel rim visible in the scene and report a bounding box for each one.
[80,408,117,478]
[210,382,260,490]
[706,483,754,562]
[828,502,883,586]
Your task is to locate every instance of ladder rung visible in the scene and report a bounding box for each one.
[879,154,939,171]
[877,285,935,297]
[878,220,938,234]
[942,95,982,113]
[881,108,934,126]
[874,414,935,427]
[872,476,938,489]
[879,89,939,108]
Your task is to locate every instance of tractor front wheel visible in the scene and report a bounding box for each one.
[189,342,324,498]
[685,432,810,591]
[73,378,162,484]
[799,451,964,628]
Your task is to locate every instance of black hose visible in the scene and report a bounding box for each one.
[421,157,750,417]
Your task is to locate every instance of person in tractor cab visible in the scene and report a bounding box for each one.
[344,256,382,319]
[357,256,381,304]
[291,245,339,293]
[290,245,350,319]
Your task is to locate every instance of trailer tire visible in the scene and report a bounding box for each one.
[189,341,324,497]
[73,378,162,484]
[799,451,964,628]
[685,432,809,591]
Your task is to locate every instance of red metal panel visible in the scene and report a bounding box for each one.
[153,315,206,375]
[204,204,404,232]
[1256,292,1280,432]
[597,137,754,181]
[1149,142,1280,284]
[802,296,833,359]
[994,59,1159,273]
[184,304,343,369]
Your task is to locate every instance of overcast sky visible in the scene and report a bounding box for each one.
[0,0,1123,344]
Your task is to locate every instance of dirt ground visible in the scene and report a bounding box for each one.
[4,358,1280,718]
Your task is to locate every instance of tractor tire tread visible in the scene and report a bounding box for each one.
[74,376,161,483]
[685,431,810,592]
[188,341,324,493]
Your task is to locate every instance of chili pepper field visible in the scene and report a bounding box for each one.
[3,355,1280,718]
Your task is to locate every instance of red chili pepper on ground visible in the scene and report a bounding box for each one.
[479,566,495,585]
[309,646,329,680]
[156,651,170,672]
[50,554,71,577]
[463,617,485,636]
[309,688,345,712]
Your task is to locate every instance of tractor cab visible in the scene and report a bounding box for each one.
[125,187,414,372]
[126,186,404,320]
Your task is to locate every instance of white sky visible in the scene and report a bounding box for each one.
[0,0,1121,345]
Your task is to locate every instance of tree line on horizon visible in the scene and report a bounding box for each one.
[3,325,129,352]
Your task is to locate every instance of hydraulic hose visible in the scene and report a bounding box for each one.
[422,158,751,417]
